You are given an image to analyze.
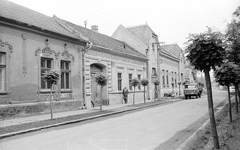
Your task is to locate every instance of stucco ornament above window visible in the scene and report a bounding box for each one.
[35,39,59,58]
[0,38,13,53]
[62,44,74,62]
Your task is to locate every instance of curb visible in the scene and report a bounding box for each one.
[0,99,180,139]
[176,97,231,150]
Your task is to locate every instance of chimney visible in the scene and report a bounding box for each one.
[91,25,98,32]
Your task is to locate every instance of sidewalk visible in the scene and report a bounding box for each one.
[0,98,182,139]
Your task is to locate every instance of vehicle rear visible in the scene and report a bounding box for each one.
[184,84,200,99]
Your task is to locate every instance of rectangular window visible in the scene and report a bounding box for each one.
[61,60,71,89]
[181,73,183,82]
[138,74,141,90]
[175,72,177,87]
[152,68,157,76]
[0,53,6,91]
[118,73,122,91]
[166,70,169,87]
[129,74,132,90]
[41,57,53,90]
[162,70,165,87]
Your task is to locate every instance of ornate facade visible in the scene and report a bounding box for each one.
[0,0,87,107]
[0,0,148,110]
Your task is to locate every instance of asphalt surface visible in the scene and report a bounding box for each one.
[0,89,228,150]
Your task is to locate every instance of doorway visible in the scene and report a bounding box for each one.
[90,63,106,107]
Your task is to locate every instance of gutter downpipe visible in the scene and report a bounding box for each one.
[157,45,161,99]
[145,47,150,100]
[82,42,92,105]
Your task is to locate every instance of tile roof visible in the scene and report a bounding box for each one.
[60,19,147,60]
[0,0,83,40]
[160,44,182,59]
[127,24,157,45]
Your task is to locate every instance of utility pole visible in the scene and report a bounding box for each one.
[154,42,164,99]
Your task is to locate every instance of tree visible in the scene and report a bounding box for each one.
[141,78,149,103]
[225,6,240,108]
[154,79,160,101]
[214,62,238,122]
[95,73,108,111]
[42,69,60,120]
[186,30,225,149]
[130,78,140,105]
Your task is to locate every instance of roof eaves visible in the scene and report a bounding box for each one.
[53,15,90,43]
[0,17,85,45]
[91,44,147,61]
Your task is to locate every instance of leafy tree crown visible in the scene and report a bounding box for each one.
[130,78,140,87]
[214,62,240,86]
[141,78,149,86]
[153,79,160,85]
[186,32,226,71]
[42,69,60,85]
[95,73,108,86]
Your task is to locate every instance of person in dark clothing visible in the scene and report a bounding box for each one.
[122,87,129,104]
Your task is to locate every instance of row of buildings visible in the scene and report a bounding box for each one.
[0,0,186,111]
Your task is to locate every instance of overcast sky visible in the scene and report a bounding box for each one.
[9,0,239,48]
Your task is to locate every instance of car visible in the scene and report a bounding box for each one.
[184,83,202,99]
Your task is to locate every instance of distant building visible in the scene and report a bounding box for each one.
[112,25,186,97]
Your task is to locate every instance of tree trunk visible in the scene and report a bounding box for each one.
[227,85,233,122]
[237,84,240,104]
[144,86,146,103]
[50,84,53,120]
[235,84,239,113]
[204,68,220,149]
[100,86,103,112]
[133,87,135,105]
[179,85,181,97]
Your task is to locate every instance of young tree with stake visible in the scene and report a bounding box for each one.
[141,78,149,103]
[214,62,239,122]
[42,69,60,120]
[95,73,108,111]
[186,30,225,149]
[130,78,140,105]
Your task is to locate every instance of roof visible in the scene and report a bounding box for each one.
[58,19,147,60]
[0,0,85,41]
[127,24,157,45]
[161,44,182,60]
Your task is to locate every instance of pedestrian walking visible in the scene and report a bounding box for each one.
[122,87,129,103]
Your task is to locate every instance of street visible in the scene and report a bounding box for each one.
[0,89,227,150]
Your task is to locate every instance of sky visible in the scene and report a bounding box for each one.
[9,0,239,48]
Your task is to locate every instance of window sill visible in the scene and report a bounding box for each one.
[60,90,72,93]
[0,91,9,95]
[109,90,144,94]
[39,89,72,93]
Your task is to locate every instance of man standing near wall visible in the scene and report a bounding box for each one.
[122,87,129,104]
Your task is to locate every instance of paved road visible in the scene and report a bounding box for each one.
[0,89,227,150]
